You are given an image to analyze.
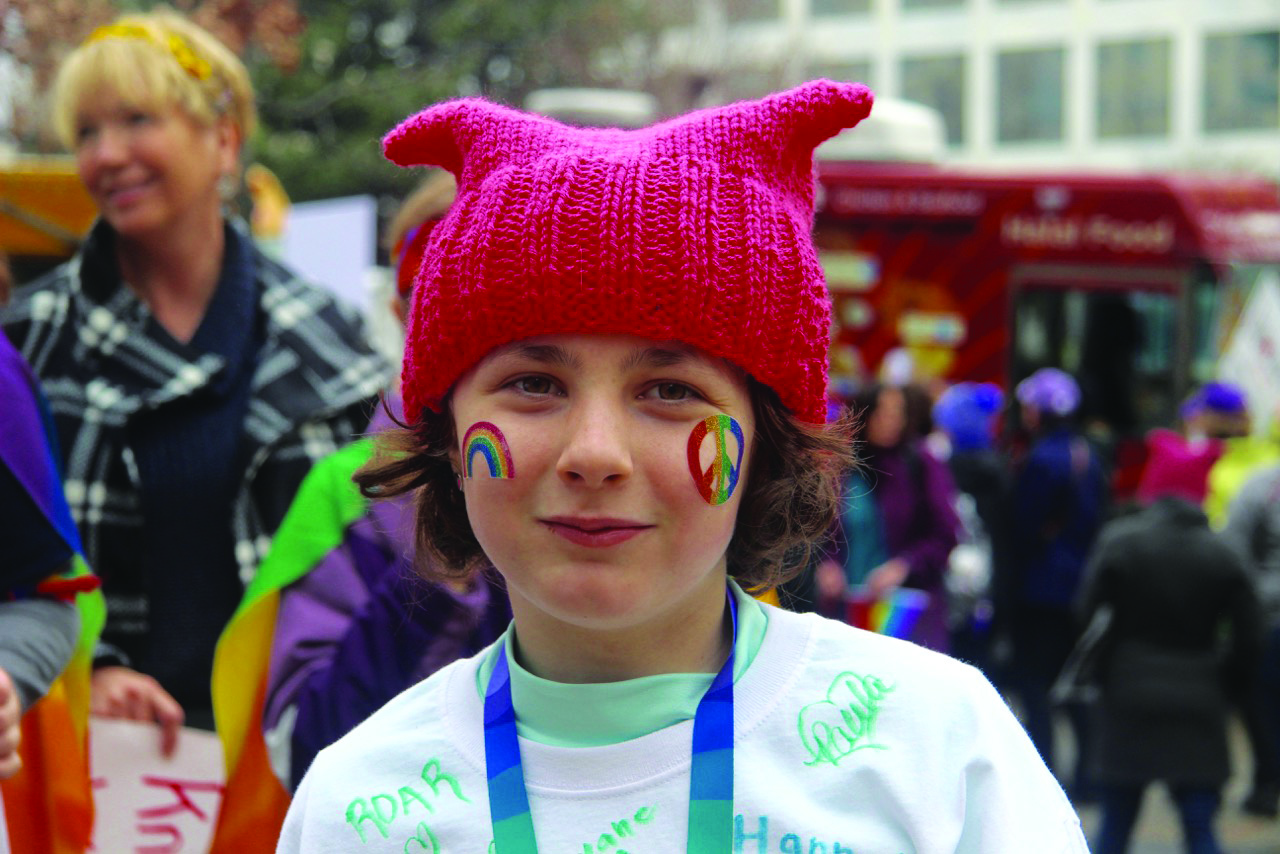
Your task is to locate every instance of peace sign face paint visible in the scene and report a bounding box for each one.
[463,421,516,479]
[687,414,745,506]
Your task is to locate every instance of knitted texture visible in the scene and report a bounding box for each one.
[383,80,874,424]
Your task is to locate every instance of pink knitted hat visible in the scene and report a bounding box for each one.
[383,79,874,424]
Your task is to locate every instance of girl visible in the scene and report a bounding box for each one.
[278,81,1087,852]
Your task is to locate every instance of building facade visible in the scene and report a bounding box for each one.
[658,0,1280,175]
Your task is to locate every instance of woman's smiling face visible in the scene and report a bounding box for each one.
[450,334,755,646]
[72,93,235,241]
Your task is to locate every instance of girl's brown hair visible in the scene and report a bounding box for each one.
[355,380,857,592]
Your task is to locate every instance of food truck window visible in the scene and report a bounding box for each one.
[1190,271,1218,385]
[1013,286,1177,435]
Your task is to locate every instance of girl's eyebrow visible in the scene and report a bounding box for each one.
[622,346,695,372]
[503,343,581,370]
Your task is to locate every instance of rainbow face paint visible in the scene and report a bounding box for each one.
[687,414,744,506]
[462,422,516,479]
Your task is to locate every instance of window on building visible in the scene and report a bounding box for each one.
[997,47,1065,142]
[720,67,787,102]
[807,61,875,89]
[1097,38,1170,138]
[901,53,966,145]
[811,0,872,14]
[901,0,965,9]
[726,0,778,21]
[1204,30,1280,132]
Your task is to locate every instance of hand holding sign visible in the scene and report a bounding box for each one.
[91,666,185,756]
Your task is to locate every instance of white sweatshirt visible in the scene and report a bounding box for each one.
[279,605,1086,853]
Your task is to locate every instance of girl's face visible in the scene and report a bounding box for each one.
[72,92,236,241]
[450,334,754,641]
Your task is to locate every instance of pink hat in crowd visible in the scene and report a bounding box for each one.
[383,80,874,424]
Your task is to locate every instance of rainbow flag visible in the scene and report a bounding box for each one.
[0,558,103,854]
[0,337,104,854]
[208,438,374,850]
[845,588,931,640]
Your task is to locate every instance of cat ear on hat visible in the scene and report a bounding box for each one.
[683,79,874,219]
[382,97,575,178]
[782,79,873,206]
[752,79,875,153]
[382,80,872,179]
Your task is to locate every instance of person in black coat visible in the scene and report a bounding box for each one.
[1079,494,1261,854]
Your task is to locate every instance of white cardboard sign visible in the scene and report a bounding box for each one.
[279,194,378,313]
[88,718,225,853]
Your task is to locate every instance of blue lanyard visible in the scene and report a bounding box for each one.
[484,588,739,853]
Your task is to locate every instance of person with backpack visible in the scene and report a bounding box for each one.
[931,381,1009,673]
[1006,368,1108,797]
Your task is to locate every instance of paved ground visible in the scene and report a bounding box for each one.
[1059,718,1280,852]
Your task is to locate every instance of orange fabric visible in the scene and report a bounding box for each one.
[208,591,289,851]
[2,572,101,853]
[1,677,94,853]
[207,672,289,852]
[2,588,289,853]
[754,588,781,608]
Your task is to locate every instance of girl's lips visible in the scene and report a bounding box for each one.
[540,518,654,548]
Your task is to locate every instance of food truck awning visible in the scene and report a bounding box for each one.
[0,157,96,257]
[816,161,1280,267]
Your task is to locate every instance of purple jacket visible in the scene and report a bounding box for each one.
[262,405,510,789]
[836,441,960,651]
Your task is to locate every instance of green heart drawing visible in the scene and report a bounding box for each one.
[798,671,894,767]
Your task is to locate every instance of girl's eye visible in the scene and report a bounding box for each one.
[650,382,697,402]
[512,376,555,396]
[125,111,153,127]
[74,125,98,145]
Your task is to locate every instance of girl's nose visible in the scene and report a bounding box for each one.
[556,398,633,488]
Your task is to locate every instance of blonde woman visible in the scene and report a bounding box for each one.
[2,9,388,752]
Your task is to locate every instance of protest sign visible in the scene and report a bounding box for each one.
[89,719,224,853]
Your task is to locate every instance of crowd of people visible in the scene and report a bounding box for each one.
[818,365,1279,853]
[1,8,1278,854]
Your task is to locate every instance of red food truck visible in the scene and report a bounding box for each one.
[813,161,1280,438]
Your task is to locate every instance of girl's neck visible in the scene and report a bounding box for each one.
[115,208,226,345]
[508,576,732,684]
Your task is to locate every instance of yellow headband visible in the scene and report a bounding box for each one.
[84,22,213,82]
